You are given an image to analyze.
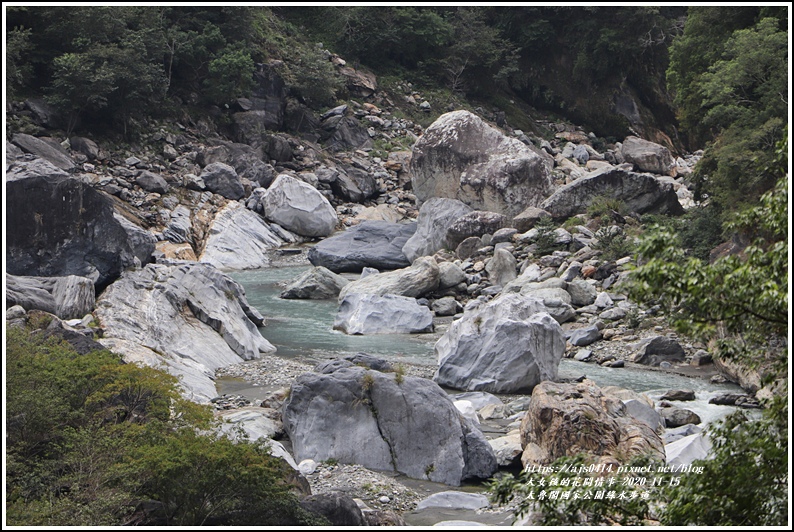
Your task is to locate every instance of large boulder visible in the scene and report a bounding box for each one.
[402,198,474,262]
[6,274,95,320]
[334,293,434,335]
[198,141,276,188]
[12,133,75,171]
[323,116,373,152]
[485,248,517,287]
[281,266,349,300]
[630,336,686,366]
[308,221,416,273]
[6,170,155,288]
[338,256,440,300]
[665,432,711,468]
[263,174,338,237]
[135,170,168,194]
[411,110,554,218]
[434,293,565,394]
[540,167,684,219]
[199,162,245,200]
[520,380,666,467]
[95,261,275,403]
[282,361,498,485]
[619,136,675,175]
[199,202,284,270]
[445,210,507,249]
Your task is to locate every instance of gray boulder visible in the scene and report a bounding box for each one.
[199,202,284,270]
[12,133,75,171]
[70,136,100,160]
[619,136,675,175]
[331,166,377,203]
[445,211,507,249]
[416,492,490,511]
[308,221,416,273]
[300,493,367,527]
[567,324,602,347]
[198,141,276,188]
[432,296,459,317]
[512,206,552,233]
[402,198,474,262]
[263,174,338,237]
[623,398,664,432]
[135,170,168,194]
[411,111,554,218]
[162,205,193,244]
[96,262,275,403]
[540,167,684,219]
[434,293,564,393]
[338,256,440,301]
[334,293,434,335]
[566,279,597,306]
[199,162,245,200]
[323,116,373,152]
[232,110,282,145]
[630,336,686,366]
[438,262,466,289]
[660,389,696,402]
[6,274,95,320]
[489,433,523,467]
[660,407,702,428]
[485,248,517,287]
[6,171,155,287]
[281,266,349,299]
[665,432,711,468]
[283,363,497,486]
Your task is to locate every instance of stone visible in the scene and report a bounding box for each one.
[663,424,702,444]
[308,221,416,273]
[199,162,245,200]
[334,293,434,335]
[485,248,517,287]
[411,111,554,217]
[96,262,275,403]
[572,144,590,164]
[489,433,523,466]
[300,493,367,526]
[70,136,100,160]
[595,292,614,308]
[339,65,378,98]
[219,406,282,440]
[198,141,276,188]
[660,407,702,428]
[623,398,664,432]
[402,198,474,262]
[520,380,665,467]
[567,325,602,347]
[451,392,504,411]
[232,110,282,145]
[432,296,459,316]
[660,389,696,402]
[438,262,467,289]
[630,336,686,366]
[574,349,593,361]
[453,400,480,427]
[446,211,507,249]
[566,279,597,306]
[12,133,75,171]
[156,242,197,262]
[282,362,498,486]
[455,237,484,261]
[619,136,675,175]
[263,174,338,237]
[135,170,168,194]
[338,256,440,301]
[163,205,192,244]
[540,167,684,219]
[434,293,565,394]
[665,433,711,468]
[6,274,95,320]
[691,350,713,366]
[281,266,349,299]
[331,166,377,203]
[264,133,293,162]
[323,116,373,152]
[6,172,155,288]
[415,492,490,511]
[298,459,318,476]
[512,206,552,233]
[199,202,284,270]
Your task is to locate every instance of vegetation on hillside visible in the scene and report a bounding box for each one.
[5,325,326,526]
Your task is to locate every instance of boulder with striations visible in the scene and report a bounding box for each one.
[308,221,416,273]
[263,174,338,237]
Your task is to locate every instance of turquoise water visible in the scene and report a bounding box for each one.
[230,266,744,404]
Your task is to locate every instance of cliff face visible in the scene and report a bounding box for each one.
[6,171,155,290]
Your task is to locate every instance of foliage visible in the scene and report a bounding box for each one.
[5,325,320,526]
[204,48,255,106]
[593,226,635,262]
[6,25,33,99]
[532,216,564,257]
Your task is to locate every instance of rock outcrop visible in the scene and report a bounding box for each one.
[6,274,95,320]
[282,360,498,485]
[520,380,666,467]
[199,162,246,200]
[434,293,565,393]
[411,111,554,218]
[308,221,416,273]
[6,170,155,288]
[199,201,284,270]
[95,261,275,402]
[619,136,675,175]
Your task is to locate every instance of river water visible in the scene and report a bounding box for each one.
[228,266,745,426]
